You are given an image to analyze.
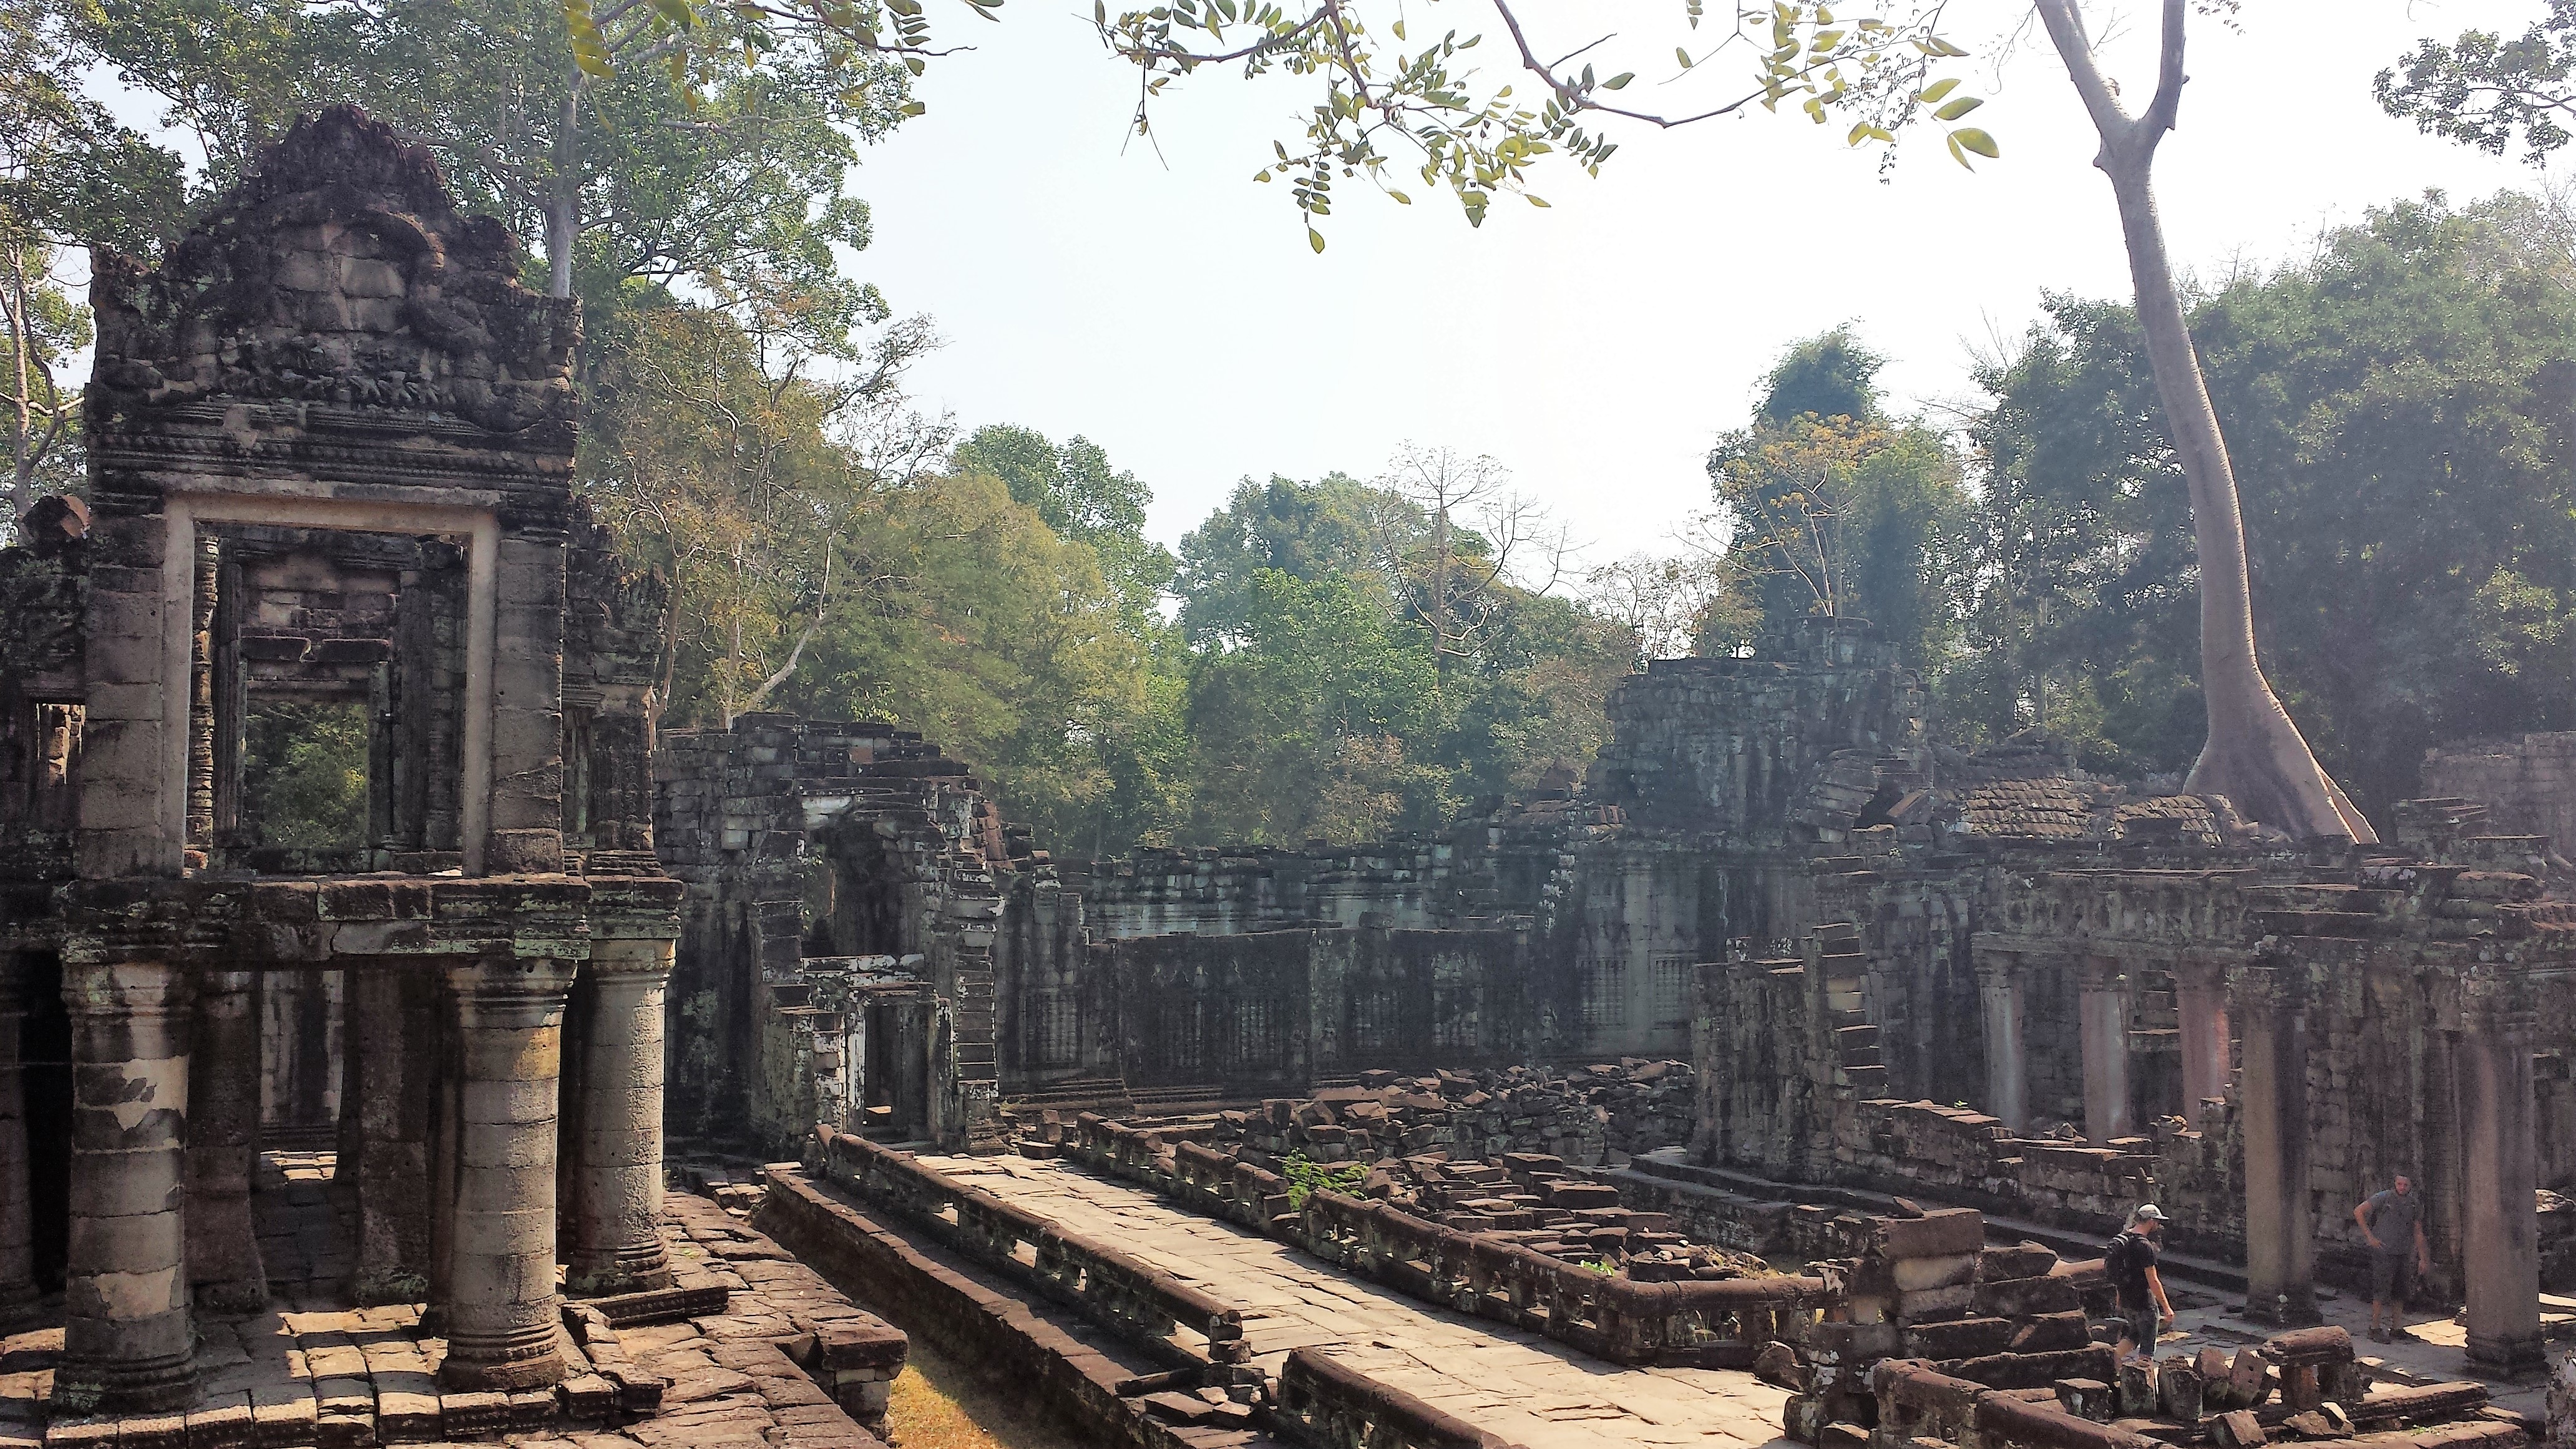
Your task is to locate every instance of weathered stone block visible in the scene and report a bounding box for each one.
[1880,1209,1983,1259]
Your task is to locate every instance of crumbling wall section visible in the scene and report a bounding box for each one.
[656,715,1019,1154]
[2424,734,2576,861]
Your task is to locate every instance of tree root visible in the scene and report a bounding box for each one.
[2185,684,2378,846]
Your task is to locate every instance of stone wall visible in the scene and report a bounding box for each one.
[655,716,1019,1155]
[2425,734,2576,863]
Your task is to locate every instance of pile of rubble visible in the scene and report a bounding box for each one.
[1770,1204,2515,1449]
[1200,1060,1695,1169]
[1025,1061,1744,1282]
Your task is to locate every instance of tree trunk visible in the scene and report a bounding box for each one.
[8,245,33,528]
[2034,0,2375,844]
[545,90,582,300]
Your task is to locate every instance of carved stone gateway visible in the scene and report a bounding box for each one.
[0,108,679,1415]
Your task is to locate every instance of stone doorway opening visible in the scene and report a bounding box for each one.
[857,991,934,1141]
[198,524,472,877]
[260,968,346,1151]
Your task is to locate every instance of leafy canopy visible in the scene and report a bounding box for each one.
[1949,190,2576,814]
[605,1,1996,249]
[2379,0,2576,166]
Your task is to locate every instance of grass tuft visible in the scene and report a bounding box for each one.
[883,1334,1084,1449]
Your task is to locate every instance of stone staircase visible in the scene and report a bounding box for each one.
[1812,920,1887,1098]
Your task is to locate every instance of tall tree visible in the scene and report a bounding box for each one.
[2025,0,2371,841]
[1961,191,2576,819]
[1174,472,1380,647]
[1702,329,1967,669]
[77,0,913,349]
[0,0,179,530]
[1373,445,1566,685]
[952,422,1178,623]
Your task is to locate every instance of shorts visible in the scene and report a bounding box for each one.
[2120,1304,2159,1348]
[2371,1252,2416,1306]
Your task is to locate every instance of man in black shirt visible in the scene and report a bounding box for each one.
[2109,1203,2174,1368]
[2354,1173,2431,1343]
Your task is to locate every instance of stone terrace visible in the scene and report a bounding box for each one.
[0,1173,904,1449]
[919,1153,1796,1448]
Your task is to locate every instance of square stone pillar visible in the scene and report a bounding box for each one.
[2080,959,2134,1144]
[347,970,438,1305]
[56,961,198,1415]
[183,969,265,1312]
[435,957,575,1391]
[2174,960,2230,1126]
[2461,991,2544,1377]
[2235,964,2317,1325]
[1978,960,2029,1132]
[562,936,674,1296]
[0,960,38,1327]
[481,535,566,876]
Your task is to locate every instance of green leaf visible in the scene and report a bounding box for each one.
[1952,126,1999,158]
[1934,95,1981,121]
[1308,226,1326,253]
[562,0,616,77]
[1918,77,1960,102]
[1604,72,1634,90]
[1676,46,1694,69]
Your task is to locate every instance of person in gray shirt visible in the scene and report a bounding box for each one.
[2353,1174,2431,1342]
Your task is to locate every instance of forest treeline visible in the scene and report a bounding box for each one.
[7,6,2576,854]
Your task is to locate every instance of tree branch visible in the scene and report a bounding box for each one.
[726,537,836,724]
[1490,0,1775,130]
[2032,0,2135,146]
[2139,0,2188,143]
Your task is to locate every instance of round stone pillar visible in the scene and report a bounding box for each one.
[0,962,39,1327]
[563,938,674,1296]
[185,969,266,1312]
[437,957,575,1392]
[57,961,197,1415]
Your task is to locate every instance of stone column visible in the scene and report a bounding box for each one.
[2174,960,2230,1126]
[2461,990,2545,1376]
[2080,959,2134,1144]
[57,962,198,1415]
[436,957,575,1391]
[0,961,39,1327]
[184,968,265,1310]
[2235,964,2317,1325]
[1978,959,2028,1132]
[562,937,674,1295]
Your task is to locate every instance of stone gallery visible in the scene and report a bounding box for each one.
[1,106,2572,1449]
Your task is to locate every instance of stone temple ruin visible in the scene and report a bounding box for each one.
[0,111,908,1449]
[1,104,2574,1449]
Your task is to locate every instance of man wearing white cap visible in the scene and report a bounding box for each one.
[2107,1204,2175,1367]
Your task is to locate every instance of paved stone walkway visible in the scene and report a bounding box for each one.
[923,1154,1796,1449]
[1,1159,891,1449]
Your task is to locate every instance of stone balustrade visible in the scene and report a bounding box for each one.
[1274,1347,1524,1449]
[813,1127,1247,1367]
[1060,1113,1828,1371]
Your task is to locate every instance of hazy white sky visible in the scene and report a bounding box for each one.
[841,0,2547,564]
